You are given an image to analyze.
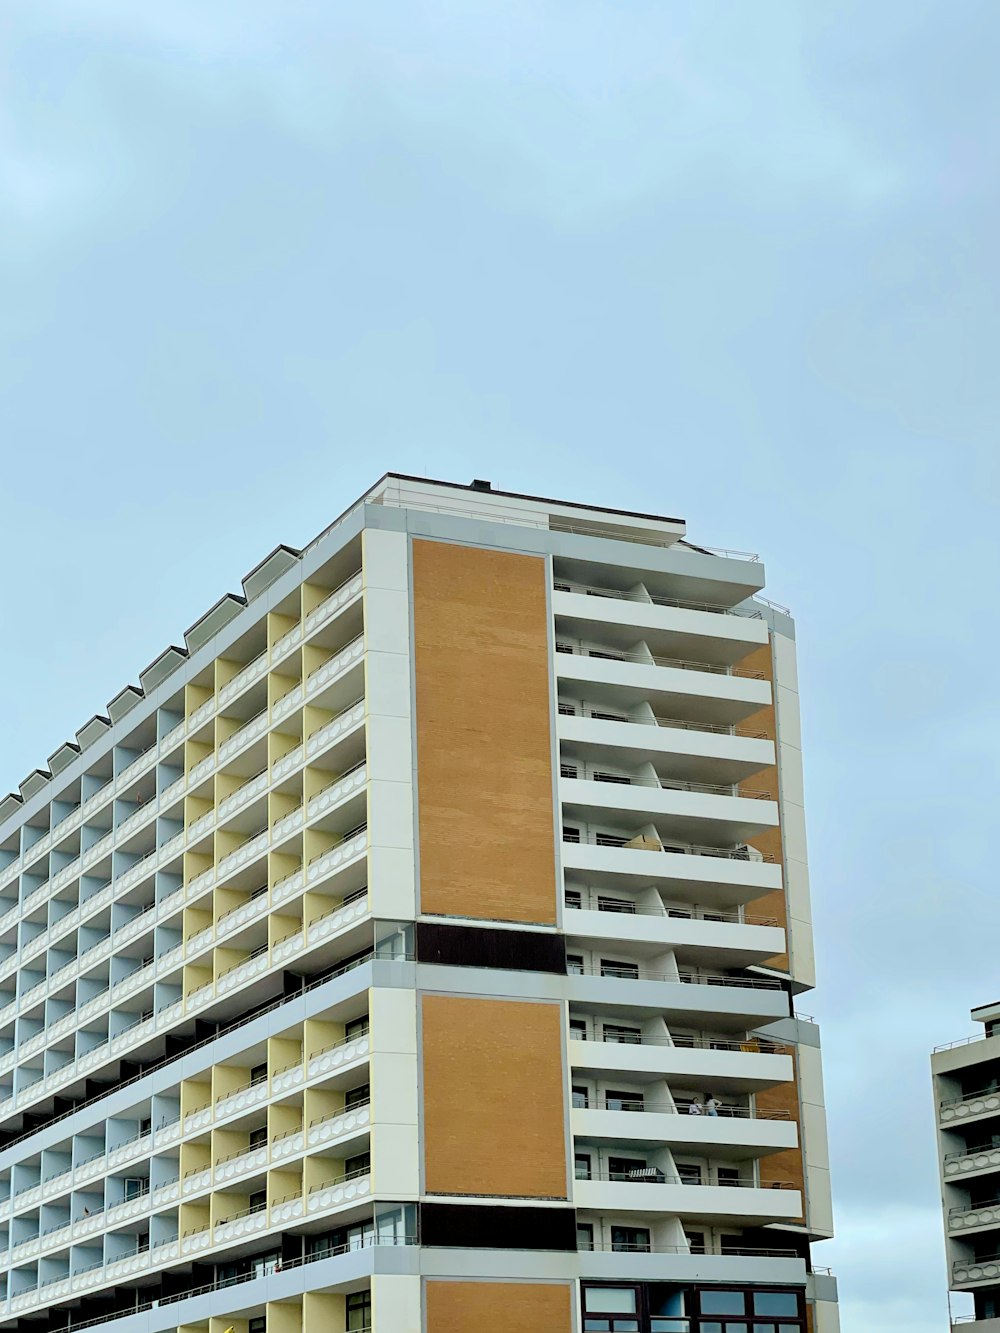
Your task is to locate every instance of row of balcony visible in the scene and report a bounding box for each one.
[0,696,366,971]
[0,731,366,1017]
[0,573,363,891]
[0,876,370,1126]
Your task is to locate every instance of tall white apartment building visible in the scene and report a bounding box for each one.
[0,474,838,1333]
[933,1001,1000,1330]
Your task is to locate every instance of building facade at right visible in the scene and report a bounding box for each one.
[933,1001,1000,1330]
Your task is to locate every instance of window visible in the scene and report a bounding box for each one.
[570,1018,588,1041]
[701,1291,746,1315]
[561,764,579,780]
[250,1062,268,1086]
[252,1251,281,1277]
[248,1189,267,1214]
[345,1015,370,1040]
[345,1152,371,1178]
[595,833,628,847]
[135,1231,149,1253]
[677,1163,703,1185]
[685,1229,706,1254]
[345,1082,370,1109]
[567,954,585,976]
[601,959,639,979]
[139,1117,151,1136]
[249,1319,266,1333]
[572,1085,590,1109]
[605,1089,644,1112]
[248,1125,268,1150]
[609,1156,647,1180]
[577,1223,594,1250]
[597,894,635,912]
[575,1153,592,1180]
[586,1288,637,1312]
[591,710,627,723]
[563,825,582,843]
[346,1290,372,1330]
[123,1177,148,1201]
[717,1167,742,1188]
[610,1226,650,1253]
[594,772,631,785]
[603,1024,641,1045]
[564,890,583,910]
[753,1292,801,1316]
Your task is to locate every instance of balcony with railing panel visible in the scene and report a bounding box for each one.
[563,887,785,969]
[569,1028,793,1093]
[561,822,782,910]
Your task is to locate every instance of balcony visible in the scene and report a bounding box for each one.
[556,653,770,727]
[561,831,781,910]
[942,1090,1000,1127]
[945,1147,1000,1183]
[559,709,775,787]
[572,1102,797,1157]
[949,1200,1000,1236]
[565,963,789,1027]
[574,1172,801,1226]
[560,772,778,846]
[564,894,784,969]
[569,1034,793,1093]
[551,583,768,663]
[953,1255,1000,1288]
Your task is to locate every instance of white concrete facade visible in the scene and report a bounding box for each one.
[0,473,836,1333]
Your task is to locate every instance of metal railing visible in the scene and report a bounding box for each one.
[559,767,772,801]
[940,1087,1000,1111]
[562,829,776,863]
[582,1097,789,1120]
[553,580,763,619]
[555,642,766,680]
[563,892,778,927]
[582,1240,799,1259]
[558,701,771,742]
[569,961,783,991]
[57,1234,416,1333]
[570,1030,786,1055]
[583,1169,793,1189]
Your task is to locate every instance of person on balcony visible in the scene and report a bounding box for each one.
[705,1094,720,1116]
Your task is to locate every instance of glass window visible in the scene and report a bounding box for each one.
[577,1223,595,1250]
[611,1226,650,1253]
[567,954,585,975]
[573,1085,590,1108]
[575,1153,592,1180]
[570,1019,588,1040]
[752,1293,800,1316]
[345,1082,370,1108]
[585,1288,637,1313]
[701,1291,746,1315]
[250,1062,267,1085]
[248,1320,266,1333]
[346,1289,372,1330]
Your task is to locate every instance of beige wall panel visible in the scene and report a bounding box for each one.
[422,994,567,1198]
[426,1280,573,1333]
[755,1043,806,1221]
[412,538,557,924]
[737,640,789,971]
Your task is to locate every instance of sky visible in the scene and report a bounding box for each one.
[2,2,999,1328]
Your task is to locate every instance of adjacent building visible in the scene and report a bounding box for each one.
[934,1001,1000,1331]
[0,474,838,1332]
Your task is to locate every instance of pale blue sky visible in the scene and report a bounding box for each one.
[3,4,999,1329]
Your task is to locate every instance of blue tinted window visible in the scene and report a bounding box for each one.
[753,1292,799,1315]
[701,1291,746,1315]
